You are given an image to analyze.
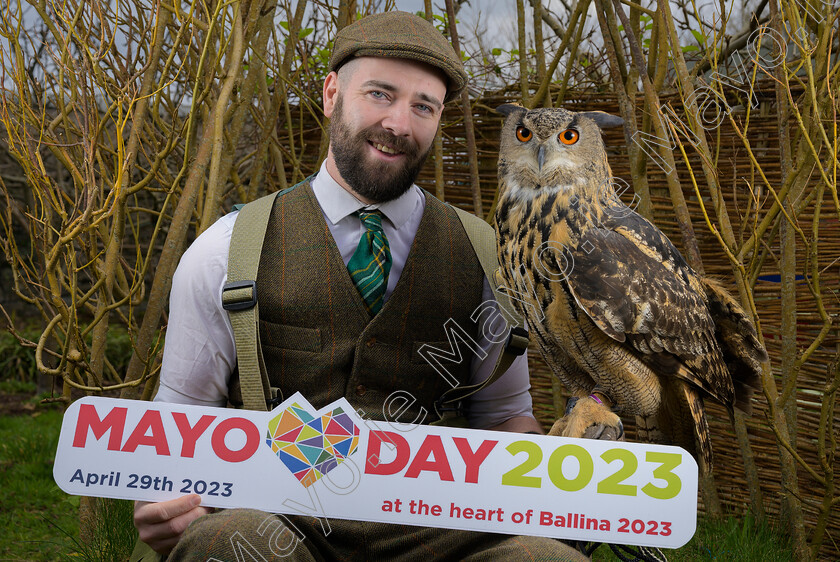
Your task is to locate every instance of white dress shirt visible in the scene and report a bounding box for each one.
[155,161,534,428]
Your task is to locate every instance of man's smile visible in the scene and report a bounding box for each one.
[372,141,400,155]
[368,140,405,159]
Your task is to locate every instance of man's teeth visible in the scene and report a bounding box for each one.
[374,143,399,155]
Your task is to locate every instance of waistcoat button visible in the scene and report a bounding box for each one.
[355,385,367,396]
[365,337,376,348]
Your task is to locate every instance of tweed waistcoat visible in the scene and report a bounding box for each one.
[232,180,485,423]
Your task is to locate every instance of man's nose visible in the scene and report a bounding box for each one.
[380,102,412,137]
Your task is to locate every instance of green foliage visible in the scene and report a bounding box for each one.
[53,498,137,562]
[0,405,137,561]
[0,326,40,382]
[0,323,136,385]
[0,379,37,393]
[0,409,78,559]
[592,514,794,561]
[486,46,518,77]
[316,41,334,68]
[413,11,459,35]
[101,325,135,382]
[617,14,655,49]
[681,30,707,53]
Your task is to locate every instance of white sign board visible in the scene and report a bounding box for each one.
[54,394,697,547]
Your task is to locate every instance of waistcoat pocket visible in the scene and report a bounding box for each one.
[259,320,322,353]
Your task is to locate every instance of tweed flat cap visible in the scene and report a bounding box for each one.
[329,11,468,103]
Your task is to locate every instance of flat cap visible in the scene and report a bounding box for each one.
[329,11,468,103]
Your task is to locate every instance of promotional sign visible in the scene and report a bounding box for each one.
[54,394,698,548]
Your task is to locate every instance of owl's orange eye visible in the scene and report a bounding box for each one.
[516,126,532,142]
[559,129,579,145]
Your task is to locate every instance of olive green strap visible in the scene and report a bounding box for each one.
[449,205,523,328]
[432,206,529,424]
[129,193,281,562]
[222,192,278,412]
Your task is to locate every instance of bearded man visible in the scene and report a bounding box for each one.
[132,11,588,562]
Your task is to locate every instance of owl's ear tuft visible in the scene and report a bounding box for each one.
[580,111,624,129]
[496,104,526,117]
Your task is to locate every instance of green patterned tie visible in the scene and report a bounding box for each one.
[347,210,392,315]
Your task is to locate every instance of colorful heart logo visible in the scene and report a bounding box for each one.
[265,402,360,487]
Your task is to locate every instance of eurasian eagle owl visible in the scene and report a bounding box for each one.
[493,104,766,471]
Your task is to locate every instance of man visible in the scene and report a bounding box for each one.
[133,11,587,561]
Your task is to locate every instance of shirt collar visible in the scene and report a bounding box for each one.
[311,160,420,229]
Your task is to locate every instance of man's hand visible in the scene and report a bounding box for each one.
[134,494,214,555]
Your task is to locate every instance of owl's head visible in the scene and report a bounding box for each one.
[496,105,623,198]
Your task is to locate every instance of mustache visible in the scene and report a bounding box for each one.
[362,128,418,156]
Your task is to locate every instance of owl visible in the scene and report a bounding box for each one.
[493,104,766,472]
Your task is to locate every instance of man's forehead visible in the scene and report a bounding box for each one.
[346,56,447,101]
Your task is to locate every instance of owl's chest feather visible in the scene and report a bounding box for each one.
[497,189,594,269]
[496,191,596,331]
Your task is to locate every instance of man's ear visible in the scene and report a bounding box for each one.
[323,71,339,119]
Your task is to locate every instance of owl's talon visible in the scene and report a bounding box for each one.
[582,419,624,441]
[585,424,604,439]
[585,424,605,439]
[550,395,623,441]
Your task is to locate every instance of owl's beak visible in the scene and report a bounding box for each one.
[537,145,546,171]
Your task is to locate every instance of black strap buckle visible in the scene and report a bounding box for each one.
[435,398,462,414]
[505,325,529,356]
[267,387,284,409]
[222,280,257,311]
[433,397,465,424]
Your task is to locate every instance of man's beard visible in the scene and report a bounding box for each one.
[329,96,432,203]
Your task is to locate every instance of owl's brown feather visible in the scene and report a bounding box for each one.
[494,106,765,470]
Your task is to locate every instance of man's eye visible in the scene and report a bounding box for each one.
[416,104,432,113]
[370,91,386,99]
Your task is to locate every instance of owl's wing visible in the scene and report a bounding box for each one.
[556,208,731,401]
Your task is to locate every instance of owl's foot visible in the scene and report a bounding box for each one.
[548,395,624,441]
